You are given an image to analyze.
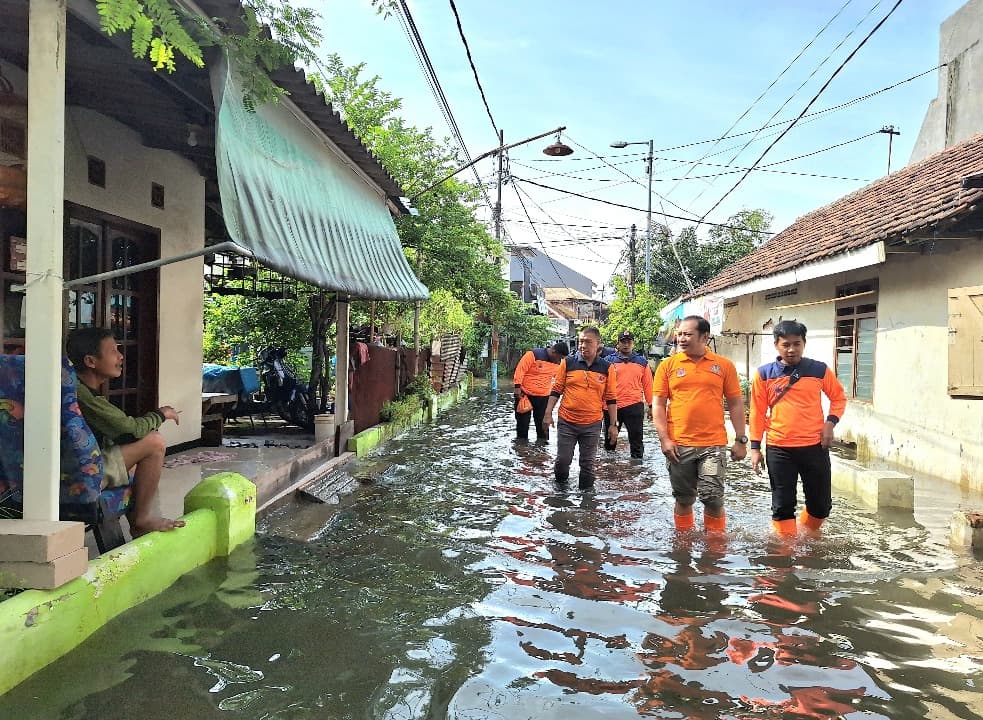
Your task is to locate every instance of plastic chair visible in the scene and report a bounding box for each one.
[0,355,133,553]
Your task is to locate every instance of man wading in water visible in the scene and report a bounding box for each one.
[543,327,618,490]
[653,316,746,532]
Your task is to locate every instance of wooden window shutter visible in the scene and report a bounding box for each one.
[948,284,983,397]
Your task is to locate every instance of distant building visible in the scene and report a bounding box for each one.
[508,246,595,309]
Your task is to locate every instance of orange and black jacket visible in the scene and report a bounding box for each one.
[551,353,618,425]
[513,348,561,397]
[603,351,653,409]
[750,357,847,448]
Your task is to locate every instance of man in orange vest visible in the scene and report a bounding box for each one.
[603,330,654,458]
[512,341,569,441]
[543,327,618,489]
[653,316,747,532]
[749,320,846,535]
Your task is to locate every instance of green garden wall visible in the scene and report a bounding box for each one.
[348,375,472,457]
[0,472,256,697]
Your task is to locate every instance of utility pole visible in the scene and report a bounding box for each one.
[490,128,504,393]
[645,139,653,288]
[879,125,900,174]
[628,223,637,300]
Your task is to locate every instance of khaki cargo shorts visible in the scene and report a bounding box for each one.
[667,445,727,510]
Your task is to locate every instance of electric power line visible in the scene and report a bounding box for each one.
[511,176,777,235]
[697,0,905,223]
[669,0,857,192]
[447,0,498,135]
[674,0,890,210]
[395,0,495,213]
[510,184,578,296]
[511,181,614,263]
[521,63,942,162]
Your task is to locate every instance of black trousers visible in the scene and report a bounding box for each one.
[765,444,832,521]
[603,402,646,458]
[515,393,550,439]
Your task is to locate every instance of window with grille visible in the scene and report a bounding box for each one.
[834,280,878,401]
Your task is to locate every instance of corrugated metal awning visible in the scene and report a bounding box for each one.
[210,57,429,301]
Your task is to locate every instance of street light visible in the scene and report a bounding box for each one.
[611,138,654,287]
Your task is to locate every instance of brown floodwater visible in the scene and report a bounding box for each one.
[2,390,982,719]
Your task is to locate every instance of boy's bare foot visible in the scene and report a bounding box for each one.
[129,516,186,538]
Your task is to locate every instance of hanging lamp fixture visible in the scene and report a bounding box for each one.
[542,133,573,157]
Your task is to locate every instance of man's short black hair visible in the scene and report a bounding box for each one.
[551,341,570,356]
[66,327,115,369]
[773,320,807,342]
[579,326,601,339]
[681,315,711,335]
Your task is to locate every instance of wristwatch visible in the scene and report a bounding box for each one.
[735,435,748,444]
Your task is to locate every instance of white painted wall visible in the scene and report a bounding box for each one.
[64,108,206,445]
[708,240,983,491]
[3,60,206,445]
[862,239,983,488]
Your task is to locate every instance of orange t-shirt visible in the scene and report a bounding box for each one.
[605,353,654,409]
[653,350,741,447]
[513,348,560,397]
[551,354,618,425]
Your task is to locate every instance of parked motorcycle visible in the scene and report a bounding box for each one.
[257,347,314,432]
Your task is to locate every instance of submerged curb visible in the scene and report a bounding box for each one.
[348,374,473,457]
[0,472,256,698]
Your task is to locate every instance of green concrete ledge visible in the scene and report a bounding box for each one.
[349,374,472,457]
[0,472,256,698]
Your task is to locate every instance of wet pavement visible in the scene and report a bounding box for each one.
[3,389,983,719]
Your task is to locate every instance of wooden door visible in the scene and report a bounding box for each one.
[65,206,159,414]
[948,285,983,397]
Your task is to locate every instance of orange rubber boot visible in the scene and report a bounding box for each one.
[772,518,797,535]
[704,513,726,532]
[674,512,695,531]
[799,509,826,532]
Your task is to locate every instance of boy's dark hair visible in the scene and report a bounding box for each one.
[551,341,570,356]
[773,320,807,341]
[66,327,115,369]
[682,315,711,335]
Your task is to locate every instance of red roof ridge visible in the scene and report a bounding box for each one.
[688,133,983,298]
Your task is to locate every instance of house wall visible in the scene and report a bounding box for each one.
[64,108,206,446]
[909,0,983,164]
[713,240,983,491]
[3,61,206,445]
[861,239,983,489]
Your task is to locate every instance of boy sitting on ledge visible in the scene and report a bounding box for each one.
[66,327,186,537]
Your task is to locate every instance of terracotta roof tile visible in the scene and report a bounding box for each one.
[690,134,983,297]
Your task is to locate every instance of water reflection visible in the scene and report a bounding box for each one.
[2,392,982,719]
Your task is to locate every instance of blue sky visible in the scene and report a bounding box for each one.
[314,0,966,292]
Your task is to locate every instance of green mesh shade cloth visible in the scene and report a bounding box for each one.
[210,58,429,301]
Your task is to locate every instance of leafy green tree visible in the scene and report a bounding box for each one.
[419,289,470,343]
[320,56,510,355]
[639,209,772,302]
[95,0,392,106]
[499,295,555,354]
[601,278,664,348]
[203,294,310,367]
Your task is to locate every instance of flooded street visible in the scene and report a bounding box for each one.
[3,390,983,719]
